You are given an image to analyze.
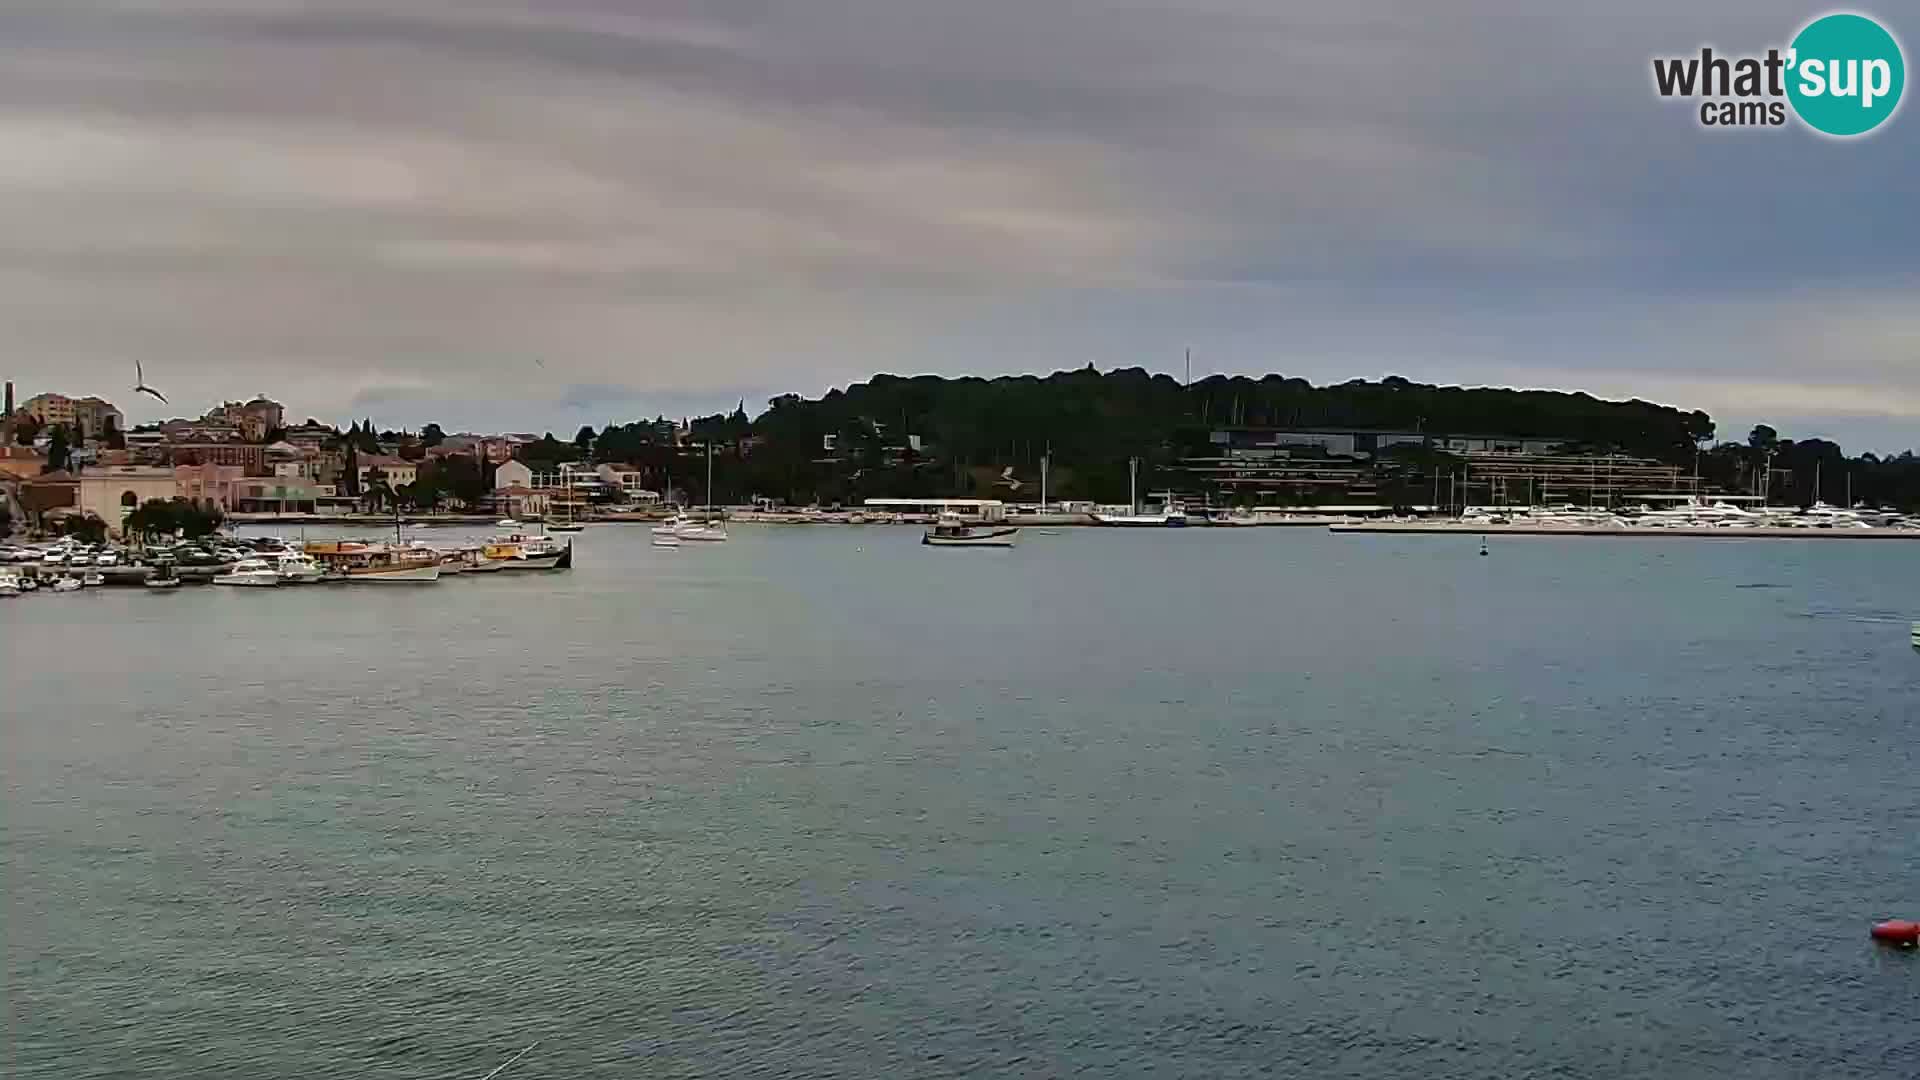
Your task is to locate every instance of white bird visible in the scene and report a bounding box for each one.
[133,359,167,404]
[998,466,1023,492]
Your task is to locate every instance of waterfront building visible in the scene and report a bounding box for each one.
[175,463,250,511]
[356,454,418,491]
[162,441,267,474]
[595,463,658,502]
[1454,451,1685,506]
[232,476,320,513]
[490,485,550,519]
[46,465,180,534]
[493,460,533,490]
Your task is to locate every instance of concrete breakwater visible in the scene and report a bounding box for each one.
[1330,522,1920,540]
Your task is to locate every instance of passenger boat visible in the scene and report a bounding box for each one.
[480,532,569,570]
[214,558,282,587]
[303,540,442,583]
[922,512,1020,547]
[1093,507,1189,527]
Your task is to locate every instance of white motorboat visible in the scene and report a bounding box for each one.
[274,553,327,584]
[80,571,106,587]
[923,512,1020,547]
[0,573,21,597]
[214,558,282,587]
[651,531,682,548]
[144,566,182,590]
[51,575,83,592]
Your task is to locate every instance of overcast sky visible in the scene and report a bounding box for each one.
[0,2,1913,450]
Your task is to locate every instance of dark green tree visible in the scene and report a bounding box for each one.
[362,466,391,512]
[52,514,108,544]
[431,454,489,508]
[421,423,446,447]
[44,425,70,472]
[342,439,361,496]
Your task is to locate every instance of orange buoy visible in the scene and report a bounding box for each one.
[1869,920,1919,947]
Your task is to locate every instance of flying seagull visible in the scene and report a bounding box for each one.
[133,359,167,404]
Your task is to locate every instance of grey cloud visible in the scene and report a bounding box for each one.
[0,1,1912,449]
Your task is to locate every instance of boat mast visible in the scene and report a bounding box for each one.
[1128,456,1140,515]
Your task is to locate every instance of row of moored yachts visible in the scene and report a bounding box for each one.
[0,529,573,594]
[205,531,574,587]
[1459,500,1918,531]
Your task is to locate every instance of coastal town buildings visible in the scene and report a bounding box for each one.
[18,393,125,440]
[356,455,419,491]
[55,465,180,528]
[490,486,550,519]
[492,460,533,490]
[207,398,285,442]
[174,463,249,511]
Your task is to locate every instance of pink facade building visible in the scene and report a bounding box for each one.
[174,462,249,511]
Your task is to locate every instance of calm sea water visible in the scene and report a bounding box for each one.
[3,526,1917,1078]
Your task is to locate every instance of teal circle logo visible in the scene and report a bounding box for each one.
[1787,13,1905,136]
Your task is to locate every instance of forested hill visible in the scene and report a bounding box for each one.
[751,368,1717,465]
